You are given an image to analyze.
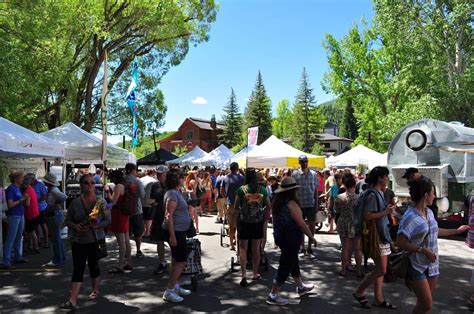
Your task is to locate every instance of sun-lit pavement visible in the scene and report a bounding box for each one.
[0,214,472,313]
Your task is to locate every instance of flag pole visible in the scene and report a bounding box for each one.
[100,48,108,183]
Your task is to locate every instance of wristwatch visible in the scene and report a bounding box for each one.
[416,246,423,253]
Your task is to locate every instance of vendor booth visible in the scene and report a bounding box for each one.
[41,122,131,168]
[326,144,387,169]
[388,119,474,216]
[137,148,178,167]
[245,135,325,169]
[0,117,65,260]
[166,146,209,167]
[191,144,234,168]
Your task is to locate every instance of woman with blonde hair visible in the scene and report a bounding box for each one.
[185,171,200,234]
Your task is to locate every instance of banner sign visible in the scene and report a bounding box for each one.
[247,126,259,147]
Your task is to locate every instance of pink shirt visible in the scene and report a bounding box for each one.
[24,186,39,220]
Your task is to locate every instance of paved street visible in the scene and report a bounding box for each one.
[0,214,472,313]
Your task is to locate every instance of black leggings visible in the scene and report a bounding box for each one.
[71,242,100,282]
[275,238,301,285]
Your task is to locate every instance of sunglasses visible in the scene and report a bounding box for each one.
[81,181,95,185]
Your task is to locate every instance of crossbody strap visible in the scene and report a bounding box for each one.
[79,196,98,242]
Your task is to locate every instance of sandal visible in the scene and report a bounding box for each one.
[374,300,397,309]
[108,266,124,274]
[239,278,248,287]
[59,300,77,310]
[251,274,261,281]
[352,293,372,309]
[88,291,99,300]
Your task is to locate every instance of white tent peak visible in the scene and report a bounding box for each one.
[326,144,386,169]
[166,146,209,166]
[0,117,65,158]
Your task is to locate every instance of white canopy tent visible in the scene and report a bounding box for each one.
[166,146,209,166]
[191,144,234,168]
[245,135,325,168]
[326,144,387,169]
[230,145,258,168]
[0,117,65,260]
[41,122,131,168]
[0,117,65,158]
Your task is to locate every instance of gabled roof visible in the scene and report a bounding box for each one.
[188,117,225,130]
[317,133,353,142]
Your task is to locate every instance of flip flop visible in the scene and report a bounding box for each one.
[352,293,372,309]
[374,300,397,309]
[88,291,99,300]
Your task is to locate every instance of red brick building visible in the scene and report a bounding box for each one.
[159,117,225,153]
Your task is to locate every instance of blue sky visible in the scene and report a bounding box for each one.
[158,0,374,132]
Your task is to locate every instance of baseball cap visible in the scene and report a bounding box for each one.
[298,155,308,162]
[402,167,419,179]
[156,165,169,173]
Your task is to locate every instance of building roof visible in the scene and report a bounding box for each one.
[316,133,353,142]
[189,117,225,130]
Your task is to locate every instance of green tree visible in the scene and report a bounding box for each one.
[172,145,188,157]
[243,71,272,144]
[219,88,242,147]
[318,99,344,127]
[0,0,218,134]
[322,0,472,151]
[272,99,293,139]
[123,130,174,158]
[291,68,324,152]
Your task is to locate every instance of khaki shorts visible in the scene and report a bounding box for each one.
[226,204,237,227]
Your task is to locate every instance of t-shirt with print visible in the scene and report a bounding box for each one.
[164,189,191,232]
[6,184,24,216]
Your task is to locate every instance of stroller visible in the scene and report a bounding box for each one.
[182,238,203,291]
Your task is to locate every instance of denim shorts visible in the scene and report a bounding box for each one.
[407,264,438,281]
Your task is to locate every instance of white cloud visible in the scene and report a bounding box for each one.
[191,96,208,105]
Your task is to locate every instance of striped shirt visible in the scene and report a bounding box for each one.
[293,169,318,208]
[398,206,439,276]
[32,180,48,212]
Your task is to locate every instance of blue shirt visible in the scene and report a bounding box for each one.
[210,175,217,188]
[365,189,391,244]
[223,173,245,205]
[6,184,24,216]
[32,180,48,212]
[398,206,439,276]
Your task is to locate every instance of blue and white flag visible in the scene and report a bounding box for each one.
[125,57,139,148]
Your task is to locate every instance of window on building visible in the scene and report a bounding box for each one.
[187,131,193,139]
[324,143,330,148]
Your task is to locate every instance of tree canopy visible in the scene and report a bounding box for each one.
[0,0,218,136]
[322,0,472,151]
[219,88,243,148]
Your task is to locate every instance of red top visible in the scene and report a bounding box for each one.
[24,186,39,220]
[317,178,324,193]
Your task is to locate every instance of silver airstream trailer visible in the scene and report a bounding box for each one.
[387,119,474,216]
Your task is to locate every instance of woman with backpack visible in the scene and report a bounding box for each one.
[234,169,270,287]
[397,176,469,313]
[185,171,200,234]
[352,166,397,309]
[105,170,132,274]
[266,177,317,306]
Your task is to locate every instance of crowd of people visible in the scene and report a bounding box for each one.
[0,158,473,312]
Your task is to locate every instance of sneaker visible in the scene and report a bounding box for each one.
[306,248,316,258]
[297,283,315,297]
[43,261,60,268]
[163,289,183,303]
[298,248,306,257]
[175,285,191,296]
[153,263,167,275]
[135,251,144,258]
[266,294,288,306]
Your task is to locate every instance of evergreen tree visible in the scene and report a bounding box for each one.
[341,98,358,139]
[291,68,324,152]
[243,71,272,144]
[272,99,292,139]
[219,88,243,148]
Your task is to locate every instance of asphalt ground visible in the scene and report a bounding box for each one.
[0,213,472,313]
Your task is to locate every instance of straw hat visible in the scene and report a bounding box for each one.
[42,172,60,186]
[257,171,266,184]
[274,177,300,193]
